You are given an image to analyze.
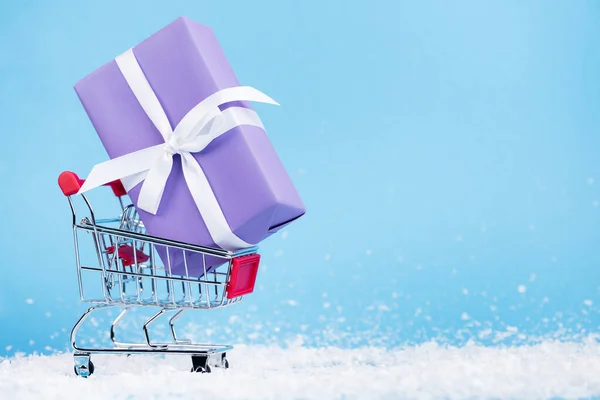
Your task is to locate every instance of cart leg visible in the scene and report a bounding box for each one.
[191,353,230,373]
[143,308,169,348]
[73,353,95,378]
[169,310,191,344]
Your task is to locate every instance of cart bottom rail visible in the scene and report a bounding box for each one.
[71,304,232,377]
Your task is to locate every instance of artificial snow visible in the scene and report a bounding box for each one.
[0,338,599,399]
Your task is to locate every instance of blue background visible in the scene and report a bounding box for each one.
[0,0,598,355]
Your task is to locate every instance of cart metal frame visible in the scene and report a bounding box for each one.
[58,171,261,377]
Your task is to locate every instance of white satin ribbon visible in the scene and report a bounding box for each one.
[77,48,279,251]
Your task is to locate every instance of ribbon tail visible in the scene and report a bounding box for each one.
[217,107,265,136]
[121,171,148,192]
[180,152,253,250]
[220,86,280,107]
[173,86,278,141]
[178,108,265,153]
[78,145,164,194]
[137,152,175,215]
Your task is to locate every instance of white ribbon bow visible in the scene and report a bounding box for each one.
[78,49,279,251]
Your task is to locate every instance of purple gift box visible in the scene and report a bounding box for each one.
[74,16,305,276]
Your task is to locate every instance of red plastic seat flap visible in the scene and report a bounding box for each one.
[226,254,260,299]
[107,245,150,267]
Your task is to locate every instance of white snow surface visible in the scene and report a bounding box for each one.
[1,339,600,400]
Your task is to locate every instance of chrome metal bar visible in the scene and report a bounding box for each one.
[169,310,191,344]
[143,308,168,348]
[132,238,141,302]
[72,306,233,354]
[198,281,203,304]
[150,244,158,305]
[76,222,256,258]
[95,217,122,224]
[110,308,142,348]
[80,195,109,301]
[78,298,238,309]
[116,238,125,303]
[220,260,233,306]
[213,270,218,301]
[70,222,84,301]
[71,305,102,352]
[183,251,193,307]
[203,255,210,309]
[165,250,175,305]
[72,344,232,355]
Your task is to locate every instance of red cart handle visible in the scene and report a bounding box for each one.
[58,171,127,197]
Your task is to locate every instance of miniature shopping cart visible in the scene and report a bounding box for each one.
[58,171,261,377]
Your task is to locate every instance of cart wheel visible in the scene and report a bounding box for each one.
[74,360,95,378]
[191,355,211,373]
[191,364,211,373]
[220,352,230,369]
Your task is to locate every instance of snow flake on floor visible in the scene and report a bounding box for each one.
[0,338,599,400]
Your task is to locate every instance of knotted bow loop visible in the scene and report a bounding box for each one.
[172,106,223,147]
[134,109,224,215]
[176,109,225,154]
[163,139,180,156]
